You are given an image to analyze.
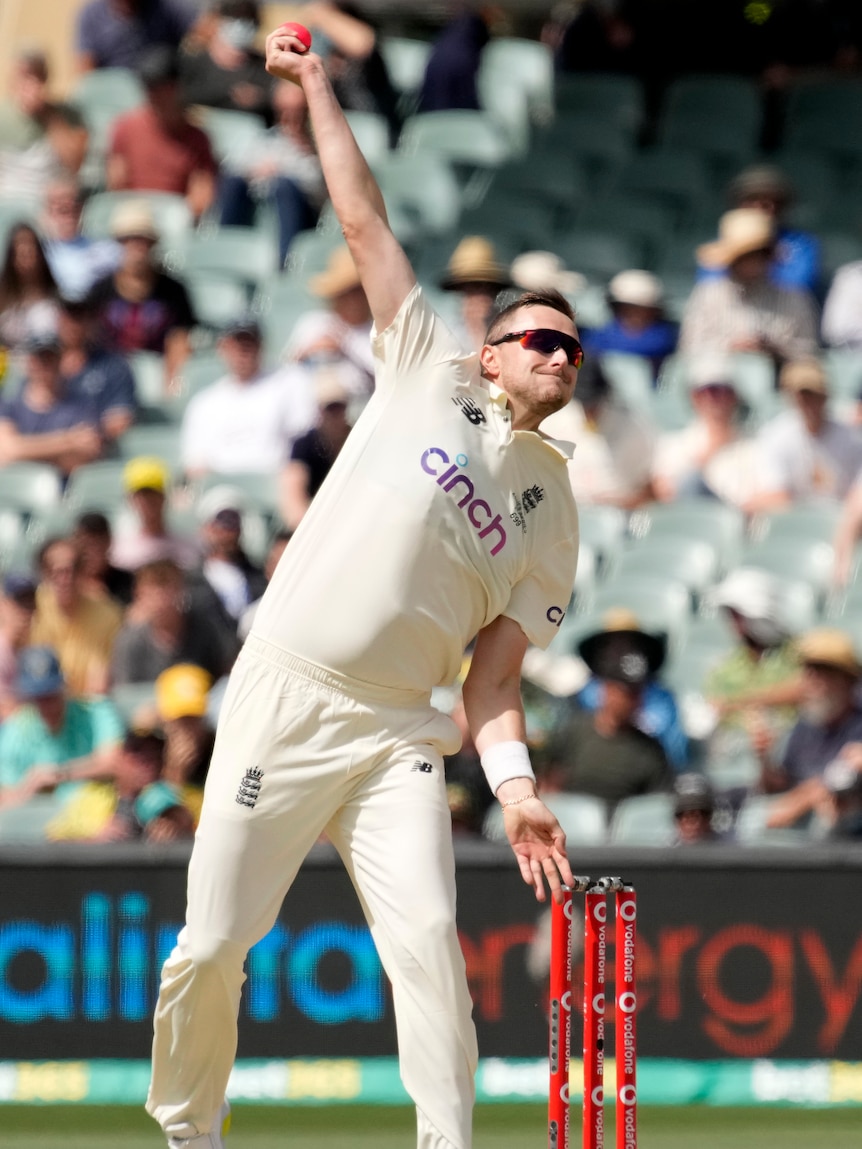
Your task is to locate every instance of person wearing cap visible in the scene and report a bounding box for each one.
[40,174,122,303]
[153,662,217,825]
[217,77,325,267]
[112,558,237,687]
[282,243,376,398]
[0,326,104,477]
[105,45,218,220]
[58,292,138,444]
[145,27,581,1149]
[0,645,124,811]
[696,165,821,296]
[76,0,197,73]
[650,355,752,505]
[0,573,37,721]
[110,456,202,572]
[31,535,123,698]
[84,200,196,391]
[679,207,819,365]
[541,355,658,510]
[537,620,674,810]
[572,608,689,772]
[745,357,862,514]
[439,235,513,354]
[671,773,726,845]
[180,314,315,478]
[582,269,678,381]
[758,628,862,828]
[280,365,354,529]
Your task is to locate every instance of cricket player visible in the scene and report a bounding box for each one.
[147,24,582,1149]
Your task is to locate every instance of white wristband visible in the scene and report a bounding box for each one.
[480,740,535,796]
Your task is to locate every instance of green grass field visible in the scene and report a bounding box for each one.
[3,1104,861,1148]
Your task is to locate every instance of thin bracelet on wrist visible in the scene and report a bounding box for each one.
[500,790,537,809]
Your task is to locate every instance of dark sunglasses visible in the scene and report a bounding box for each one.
[490,328,584,368]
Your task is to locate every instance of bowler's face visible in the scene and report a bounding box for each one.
[483,305,579,430]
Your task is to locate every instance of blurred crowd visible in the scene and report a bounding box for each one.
[2,0,862,847]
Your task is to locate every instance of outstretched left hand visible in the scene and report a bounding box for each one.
[503,797,575,903]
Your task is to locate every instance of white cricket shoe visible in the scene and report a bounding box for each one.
[167,1102,231,1148]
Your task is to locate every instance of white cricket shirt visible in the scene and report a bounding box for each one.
[251,286,580,693]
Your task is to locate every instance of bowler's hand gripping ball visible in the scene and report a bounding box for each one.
[277,22,313,51]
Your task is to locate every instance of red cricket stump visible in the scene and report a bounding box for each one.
[615,887,638,1149]
[582,886,607,1149]
[549,887,573,1149]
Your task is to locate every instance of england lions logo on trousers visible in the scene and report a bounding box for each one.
[236,766,263,809]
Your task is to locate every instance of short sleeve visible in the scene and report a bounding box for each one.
[503,534,579,649]
[371,284,477,397]
[87,698,125,749]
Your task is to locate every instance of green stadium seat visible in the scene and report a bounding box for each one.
[196,107,267,167]
[397,110,515,168]
[283,225,345,277]
[184,271,250,331]
[374,152,464,236]
[607,793,676,846]
[128,350,167,409]
[378,36,433,97]
[345,110,392,166]
[575,504,628,579]
[63,461,130,513]
[733,794,820,846]
[71,66,145,118]
[661,74,763,138]
[0,794,68,843]
[118,425,184,473]
[656,115,759,182]
[635,499,746,572]
[576,195,679,264]
[599,352,655,417]
[182,226,280,287]
[553,73,645,133]
[479,37,555,125]
[198,471,280,518]
[0,463,63,516]
[611,149,713,222]
[552,227,647,283]
[614,536,721,601]
[740,537,835,608]
[590,573,692,657]
[110,681,159,727]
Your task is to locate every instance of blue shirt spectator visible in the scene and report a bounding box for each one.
[58,295,137,444]
[76,0,197,72]
[581,269,678,381]
[575,677,689,772]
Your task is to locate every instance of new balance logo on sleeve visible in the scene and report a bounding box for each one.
[411,760,434,774]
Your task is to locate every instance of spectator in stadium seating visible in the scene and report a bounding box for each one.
[187,485,266,645]
[418,9,489,113]
[651,356,752,505]
[820,753,862,840]
[46,727,166,841]
[745,357,862,514]
[821,259,862,350]
[0,47,54,205]
[72,511,135,607]
[0,222,60,364]
[697,164,822,297]
[152,661,217,825]
[541,355,657,510]
[581,269,679,381]
[439,235,512,354]
[217,78,325,267]
[180,314,314,478]
[0,330,104,478]
[572,608,689,772]
[111,558,237,685]
[758,628,862,827]
[280,367,353,530]
[679,208,820,366]
[106,45,219,221]
[179,0,274,123]
[110,456,201,572]
[283,244,375,399]
[671,773,727,845]
[40,175,121,302]
[58,294,137,445]
[536,618,674,811]
[0,574,37,722]
[85,200,196,391]
[543,0,643,77]
[0,645,123,809]
[237,527,292,641]
[76,0,198,73]
[31,536,123,698]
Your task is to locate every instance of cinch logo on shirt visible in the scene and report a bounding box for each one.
[420,447,508,555]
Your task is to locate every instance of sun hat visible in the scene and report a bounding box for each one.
[124,456,170,494]
[315,367,351,408]
[197,484,246,526]
[673,772,716,815]
[727,164,795,207]
[697,208,776,269]
[577,609,667,685]
[779,357,829,396]
[686,354,738,392]
[308,246,363,299]
[439,236,512,291]
[111,200,160,243]
[16,646,65,699]
[510,250,586,295]
[155,663,213,722]
[607,269,664,308]
[796,628,861,679]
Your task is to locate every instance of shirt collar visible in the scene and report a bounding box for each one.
[487,382,575,460]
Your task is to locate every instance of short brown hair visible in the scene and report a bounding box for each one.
[134,558,184,589]
[485,289,576,346]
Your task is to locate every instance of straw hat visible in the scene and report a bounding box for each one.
[796,628,862,679]
[439,236,512,291]
[607,269,664,308]
[779,357,829,395]
[308,246,362,299]
[111,200,160,242]
[510,250,585,295]
[696,208,776,269]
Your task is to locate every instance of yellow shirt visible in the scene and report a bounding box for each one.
[32,587,123,697]
[251,286,580,694]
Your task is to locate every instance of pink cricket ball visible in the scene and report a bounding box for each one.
[276,22,313,51]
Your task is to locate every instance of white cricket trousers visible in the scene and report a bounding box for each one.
[147,636,479,1148]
